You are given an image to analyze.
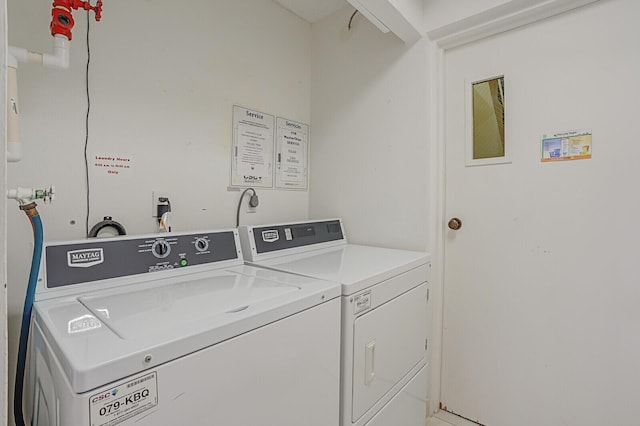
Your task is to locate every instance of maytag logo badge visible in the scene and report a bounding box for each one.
[261,230,279,243]
[67,248,104,268]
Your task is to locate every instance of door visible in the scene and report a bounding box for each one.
[441,1,640,425]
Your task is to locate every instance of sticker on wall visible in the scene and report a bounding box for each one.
[275,117,308,190]
[541,129,592,162]
[91,154,134,177]
[231,105,275,188]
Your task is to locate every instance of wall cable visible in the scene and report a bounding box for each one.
[348,9,359,29]
[84,11,92,238]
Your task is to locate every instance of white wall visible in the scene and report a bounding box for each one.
[424,0,512,31]
[310,8,430,252]
[6,0,311,422]
[391,0,426,31]
[1,0,7,424]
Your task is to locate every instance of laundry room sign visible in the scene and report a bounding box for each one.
[91,153,134,177]
[231,106,309,190]
[275,117,308,190]
[231,105,275,188]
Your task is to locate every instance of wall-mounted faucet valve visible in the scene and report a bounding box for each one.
[51,0,103,40]
[7,186,55,205]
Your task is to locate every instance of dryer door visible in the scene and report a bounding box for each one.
[352,283,428,422]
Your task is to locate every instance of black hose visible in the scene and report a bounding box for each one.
[88,216,126,237]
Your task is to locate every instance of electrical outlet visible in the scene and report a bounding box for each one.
[152,190,169,217]
[246,192,259,214]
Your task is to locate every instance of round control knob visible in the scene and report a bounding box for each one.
[151,240,171,258]
[195,238,209,252]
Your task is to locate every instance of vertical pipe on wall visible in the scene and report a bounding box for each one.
[6,63,20,162]
[7,35,71,163]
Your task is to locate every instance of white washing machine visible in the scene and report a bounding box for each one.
[238,219,431,426]
[28,229,341,426]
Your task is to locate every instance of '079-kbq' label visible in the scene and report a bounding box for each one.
[90,371,158,426]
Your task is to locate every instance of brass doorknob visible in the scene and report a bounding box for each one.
[448,218,462,230]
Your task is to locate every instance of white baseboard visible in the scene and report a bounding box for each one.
[434,410,483,426]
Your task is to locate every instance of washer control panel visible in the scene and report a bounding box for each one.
[44,231,240,289]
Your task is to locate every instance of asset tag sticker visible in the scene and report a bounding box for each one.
[353,291,372,315]
[90,371,158,426]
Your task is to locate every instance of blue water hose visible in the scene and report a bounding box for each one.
[14,211,43,426]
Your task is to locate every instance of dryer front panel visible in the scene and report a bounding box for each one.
[351,283,428,422]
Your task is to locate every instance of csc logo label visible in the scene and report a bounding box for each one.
[91,389,118,404]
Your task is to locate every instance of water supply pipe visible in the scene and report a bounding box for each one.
[12,203,43,426]
[7,0,103,163]
[6,185,54,426]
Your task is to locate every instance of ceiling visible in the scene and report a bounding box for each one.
[272,0,351,23]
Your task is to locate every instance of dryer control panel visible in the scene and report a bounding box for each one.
[43,230,241,289]
[242,219,345,258]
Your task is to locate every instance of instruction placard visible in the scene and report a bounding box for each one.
[275,117,308,190]
[541,130,592,162]
[231,106,274,188]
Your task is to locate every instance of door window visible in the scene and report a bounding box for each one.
[466,76,509,166]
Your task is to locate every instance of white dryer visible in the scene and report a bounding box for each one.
[238,219,431,426]
[28,229,341,426]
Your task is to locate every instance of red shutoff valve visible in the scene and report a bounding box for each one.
[50,0,103,40]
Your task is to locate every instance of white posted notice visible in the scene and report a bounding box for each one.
[231,106,274,188]
[237,123,270,177]
[91,154,134,178]
[275,118,308,190]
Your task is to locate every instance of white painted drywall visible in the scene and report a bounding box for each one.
[424,0,512,31]
[6,0,311,422]
[310,8,430,252]
[390,0,426,32]
[1,0,8,424]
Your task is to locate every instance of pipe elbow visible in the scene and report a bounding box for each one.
[42,35,70,69]
[7,142,22,163]
[8,46,26,67]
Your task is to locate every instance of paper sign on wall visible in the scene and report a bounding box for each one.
[275,118,308,190]
[541,129,592,162]
[231,106,274,188]
[91,154,134,177]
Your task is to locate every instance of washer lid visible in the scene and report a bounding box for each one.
[253,244,430,295]
[32,266,340,393]
[79,273,298,339]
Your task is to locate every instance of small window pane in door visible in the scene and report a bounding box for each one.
[472,77,505,159]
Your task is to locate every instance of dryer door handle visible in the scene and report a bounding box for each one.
[365,340,376,386]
